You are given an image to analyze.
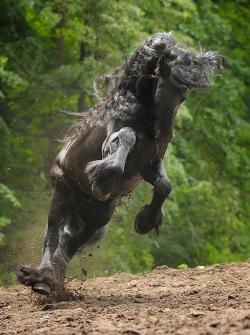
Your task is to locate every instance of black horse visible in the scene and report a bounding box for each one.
[18,32,224,295]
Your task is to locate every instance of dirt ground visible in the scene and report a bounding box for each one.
[0,262,250,335]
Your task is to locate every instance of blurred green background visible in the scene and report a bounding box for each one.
[0,0,249,286]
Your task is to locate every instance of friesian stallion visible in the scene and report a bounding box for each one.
[18,32,224,295]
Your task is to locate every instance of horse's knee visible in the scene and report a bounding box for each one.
[86,157,123,183]
[85,155,123,200]
[118,127,136,149]
[103,127,136,156]
[155,177,172,199]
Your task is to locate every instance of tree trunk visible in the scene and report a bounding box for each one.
[77,41,87,113]
[57,5,66,66]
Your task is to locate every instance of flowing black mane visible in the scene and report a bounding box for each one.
[101,32,224,95]
[64,32,224,142]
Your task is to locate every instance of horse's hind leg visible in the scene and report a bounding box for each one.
[86,127,136,200]
[52,224,105,286]
[52,199,116,284]
[17,165,76,295]
[134,158,172,234]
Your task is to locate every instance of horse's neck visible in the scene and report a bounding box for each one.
[154,77,179,142]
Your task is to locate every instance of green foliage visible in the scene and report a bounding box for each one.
[0,0,249,285]
[0,183,20,246]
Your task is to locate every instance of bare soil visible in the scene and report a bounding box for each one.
[0,263,250,335]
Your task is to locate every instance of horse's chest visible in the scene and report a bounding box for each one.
[128,136,168,171]
[144,139,168,162]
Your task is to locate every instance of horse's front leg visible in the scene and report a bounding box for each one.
[134,158,172,234]
[86,127,136,200]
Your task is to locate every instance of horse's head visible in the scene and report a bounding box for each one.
[152,32,225,96]
[96,32,225,127]
[141,32,225,124]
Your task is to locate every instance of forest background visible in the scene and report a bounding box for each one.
[0,0,249,286]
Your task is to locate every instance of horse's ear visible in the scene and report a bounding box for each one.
[155,56,171,78]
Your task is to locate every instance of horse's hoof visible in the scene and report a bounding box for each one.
[17,265,55,294]
[32,282,51,296]
[134,205,163,235]
[134,218,150,235]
